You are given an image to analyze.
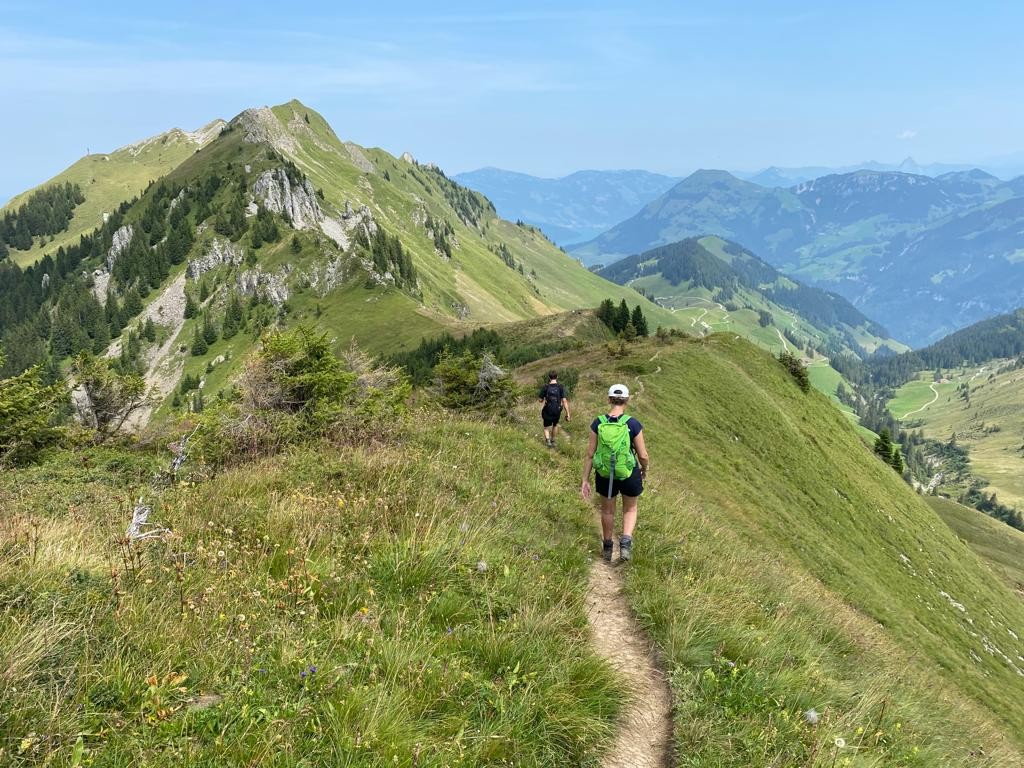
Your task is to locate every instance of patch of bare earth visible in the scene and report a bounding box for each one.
[586,544,673,768]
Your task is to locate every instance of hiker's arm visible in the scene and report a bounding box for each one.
[634,431,650,477]
[581,430,598,500]
[562,397,571,420]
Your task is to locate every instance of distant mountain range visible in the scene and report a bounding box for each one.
[572,168,1024,347]
[452,168,681,245]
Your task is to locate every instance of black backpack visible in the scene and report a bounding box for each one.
[544,383,563,412]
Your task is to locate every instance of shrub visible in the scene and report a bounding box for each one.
[71,353,147,442]
[778,351,810,392]
[0,352,66,465]
[433,349,518,415]
[192,327,408,467]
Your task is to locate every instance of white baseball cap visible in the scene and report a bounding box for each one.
[608,383,630,398]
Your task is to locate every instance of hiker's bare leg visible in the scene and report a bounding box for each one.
[550,425,558,442]
[600,496,615,540]
[543,426,551,442]
[621,495,639,538]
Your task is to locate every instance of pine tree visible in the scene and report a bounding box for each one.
[183,292,198,319]
[199,281,210,302]
[630,304,649,337]
[143,318,157,343]
[202,314,217,346]
[291,235,302,254]
[191,327,208,356]
[874,429,894,462]
[595,299,616,329]
[614,300,631,333]
[890,446,905,474]
[123,288,143,318]
[622,322,638,342]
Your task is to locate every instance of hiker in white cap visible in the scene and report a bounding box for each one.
[581,383,649,562]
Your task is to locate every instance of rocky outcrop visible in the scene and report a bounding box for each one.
[236,265,290,306]
[253,168,323,230]
[108,225,133,269]
[400,151,416,164]
[304,257,347,297]
[232,107,297,153]
[187,238,244,278]
[344,143,376,173]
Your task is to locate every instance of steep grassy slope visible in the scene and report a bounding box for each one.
[520,335,1024,763]
[1,122,224,268]
[929,496,1024,593]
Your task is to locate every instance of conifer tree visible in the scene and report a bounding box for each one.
[874,429,894,462]
[630,304,649,337]
[123,288,143,318]
[183,292,198,319]
[143,318,157,343]
[202,314,217,346]
[291,235,302,254]
[614,300,631,333]
[595,299,616,329]
[191,327,208,356]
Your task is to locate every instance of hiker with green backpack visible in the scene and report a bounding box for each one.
[581,384,649,562]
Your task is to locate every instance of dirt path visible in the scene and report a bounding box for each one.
[775,327,790,352]
[901,382,939,419]
[586,556,672,767]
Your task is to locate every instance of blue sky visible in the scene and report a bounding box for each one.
[3,0,1024,201]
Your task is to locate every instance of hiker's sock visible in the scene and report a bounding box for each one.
[602,539,614,561]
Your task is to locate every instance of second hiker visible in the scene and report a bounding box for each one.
[538,370,571,447]
[581,383,649,562]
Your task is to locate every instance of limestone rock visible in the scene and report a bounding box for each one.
[253,168,323,230]
[236,265,290,306]
[187,238,244,278]
[108,225,134,269]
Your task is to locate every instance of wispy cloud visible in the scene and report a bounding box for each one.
[898,129,918,140]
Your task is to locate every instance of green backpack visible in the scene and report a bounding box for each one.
[593,414,636,480]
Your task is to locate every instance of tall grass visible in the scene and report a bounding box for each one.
[0,416,619,766]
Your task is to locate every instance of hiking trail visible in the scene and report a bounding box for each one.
[586,550,673,768]
[901,382,939,419]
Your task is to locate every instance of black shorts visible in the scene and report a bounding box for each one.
[542,406,562,427]
[595,465,643,498]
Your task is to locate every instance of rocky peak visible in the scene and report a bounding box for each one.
[232,107,297,153]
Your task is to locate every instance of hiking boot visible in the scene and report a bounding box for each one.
[619,536,633,562]
[602,539,614,562]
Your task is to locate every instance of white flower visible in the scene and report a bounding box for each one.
[476,561,488,573]
[834,737,846,749]
[803,708,819,725]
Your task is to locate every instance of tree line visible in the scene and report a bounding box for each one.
[0,182,85,254]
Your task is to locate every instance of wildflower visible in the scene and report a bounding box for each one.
[309,666,317,674]
[217,550,225,558]
[237,614,246,623]
[834,737,846,749]
[476,561,488,573]
[803,708,820,725]
[459,522,469,533]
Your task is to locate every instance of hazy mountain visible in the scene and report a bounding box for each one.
[574,168,1024,346]
[452,167,680,245]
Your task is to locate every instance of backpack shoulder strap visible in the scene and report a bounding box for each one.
[597,414,609,425]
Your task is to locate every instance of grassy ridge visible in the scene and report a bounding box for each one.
[521,335,1024,764]
[0,417,620,766]
[2,125,222,268]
